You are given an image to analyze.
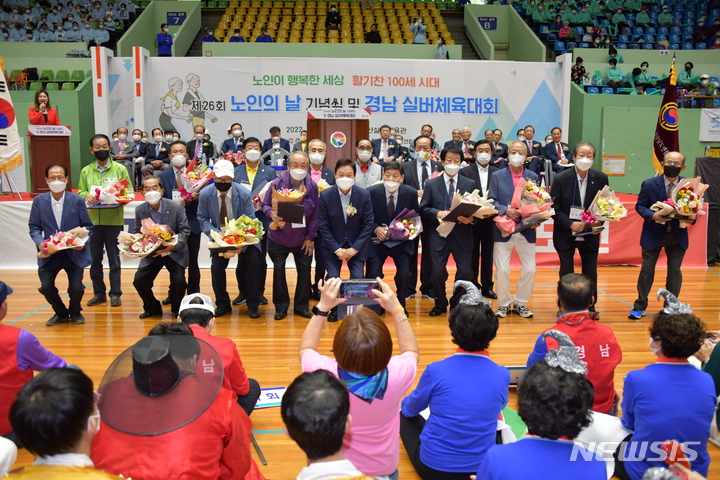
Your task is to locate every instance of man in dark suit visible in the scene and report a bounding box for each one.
[488,142,539,319]
[443,129,462,149]
[317,158,375,321]
[130,129,148,186]
[490,129,509,168]
[292,130,308,153]
[142,127,170,177]
[110,126,139,187]
[544,127,574,173]
[28,164,94,326]
[459,127,476,164]
[371,124,400,165]
[197,160,263,318]
[459,139,498,298]
[221,122,245,154]
[522,125,545,176]
[132,176,191,318]
[232,137,277,306]
[307,139,335,300]
[366,161,419,311]
[629,151,693,319]
[262,126,291,165]
[395,135,410,162]
[158,141,203,296]
[420,146,476,316]
[551,141,609,313]
[187,124,216,162]
[403,135,442,299]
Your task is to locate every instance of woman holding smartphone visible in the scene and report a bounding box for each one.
[28,89,60,126]
[299,277,420,480]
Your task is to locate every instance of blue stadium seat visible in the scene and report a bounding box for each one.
[696,42,707,49]
[554,41,565,53]
[579,42,590,48]
[627,12,636,21]
[600,19,611,25]
[683,42,694,49]
[587,87,600,94]
[669,34,681,43]
[567,42,577,50]
[646,27,657,35]
[643,43,654,49]
[539,25,549,34]
[670,26,681,35]
[669,43,680,49]
[647,88,658,94]
[619,34,630,42]
[634,26,644,35]
[575,26,584,35]
[651,5,661,13]
[711,77,720,84]
[683,35,694,42]
[657,34,668,41]
[617,43,628,48]
[644,34,655,43]
[602,88,614,94]
[658,27,669,35]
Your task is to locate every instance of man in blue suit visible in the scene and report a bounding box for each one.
[371,124,400,165]
[488,142,540,319]
[221,122,245,154]
[490,129,509,168]
[459,127,477,164]
[629,151,693,319]
[307,139,335,300]
[419,146,477,316]
[158,141,203,296]
[543,127,574,173]
[28,164,94,326]
[366,161,419,311]
[262,126,291,165]
[317,158,375,321]
[232,137,276,306]
[142,127,170,177]
[443,129,462,149]
[197,160,263,318]
[132,175,191,318]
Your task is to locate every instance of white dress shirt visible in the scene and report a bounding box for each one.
[476,164,490,194]
[51,192,65,230]
[416,159,431,189]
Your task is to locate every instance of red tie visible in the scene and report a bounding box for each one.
[557,143,562,158]
[464,142,469,155]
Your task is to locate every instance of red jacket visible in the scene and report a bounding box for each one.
[91,377,265,480]
[542,312,622,413]
[189,325,250,397]
[0,325,34,435]
[28,107,60,126]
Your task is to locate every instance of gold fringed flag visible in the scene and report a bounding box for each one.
[651,55,679,175]
[0,57,22,176]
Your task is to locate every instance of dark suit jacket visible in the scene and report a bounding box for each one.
[488,167,539,243]
[523,140,545,159]
[396,146,410,162]
[551,167,609,251]
[134,198,191,268]
[158,166,201,234]
[28,192,93,268]
[636,175,689,250]
[262,137,291,154]
[111,139,138,159]
[459,163,499,197]
[368,183,419,255]
[491,142,509,161]
[402,159,442,190]
[371,138,400,162]
[419,174,477,250]
[196,182,261,251]
[132,141,149,158]
[292,142,307,152]
[317,185,374,260]
[145,141,171,164]
[458,140,476,159]
[544,142,574,172]
[233,163,277,228]
[308,166,335,185]
[187,139,216,160]
[444,140,462,149]
[221,138,244,154]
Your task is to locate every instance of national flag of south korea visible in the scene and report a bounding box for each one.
[0,56,22,175]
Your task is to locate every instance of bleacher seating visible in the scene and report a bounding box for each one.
[211,1,454,44]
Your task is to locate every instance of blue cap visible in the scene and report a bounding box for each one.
[0,281,13,305]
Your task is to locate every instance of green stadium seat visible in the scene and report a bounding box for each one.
[40,69,54,81]
[29,82,43,90]
[207,0,217,7]
[86,70,92,78]
[56,70,70,82]
[218,0,229,7]
[9,69,21,79]
[71,70,85,82]
[46,83,59,91]
[62,82,75,91]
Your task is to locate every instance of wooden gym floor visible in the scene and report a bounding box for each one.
[3,266,720,479]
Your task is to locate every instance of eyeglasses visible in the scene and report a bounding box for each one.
[664,161,683,167]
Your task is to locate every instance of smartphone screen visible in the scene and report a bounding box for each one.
[339,280,379,299]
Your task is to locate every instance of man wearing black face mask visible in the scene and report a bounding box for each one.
[77,134,132,308]
[629,152,694,320]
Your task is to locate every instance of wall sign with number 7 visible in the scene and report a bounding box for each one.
[167,12,186,26]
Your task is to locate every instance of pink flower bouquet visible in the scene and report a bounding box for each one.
[269,185,306,230]
[223,150,245,166]
[140,218,178,246]
[117,232,162,259]
[37,227,90,258]
[179,160,213,201]
[494,179,554,237]
[374,208,423,247]
[650,177,709,228]
[91,179,133,205]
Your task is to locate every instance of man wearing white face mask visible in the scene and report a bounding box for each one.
[366,161,419,312]
[262,126,291,164]
[132,175,190,318]
[459,139,498,299]
[110,126,138,188]
[317,158,375,322]
[488,142,539,319]
[187,124,215,162]
[141,127,170,178]
[354,138,383,189]
[28,164,94,326]
[221,122,245,154]
[420,146,476,316]
[550,142,608,315]
[232,137,277,307]
[262,152,319,320]
[292,130,308,153]
[306,139,335,300]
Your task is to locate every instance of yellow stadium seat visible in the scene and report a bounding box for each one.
[328,37,339,43]
[316,37,326,43]
[328,30,339,38]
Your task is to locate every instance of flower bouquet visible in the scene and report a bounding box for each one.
[436,190,498,238]
[493,179,554,237]
[178,160,213,201]
[585,186,628,222]
[37,227,90,258]
[268,184,306,230]
[139,218,178,247]
[208,215,264,258]
[89,179,134,207]
[373,208,423,247]
[117,232,162,259]
[223,150,245,166]
[650,177,709,228]
[317,179,332,193]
